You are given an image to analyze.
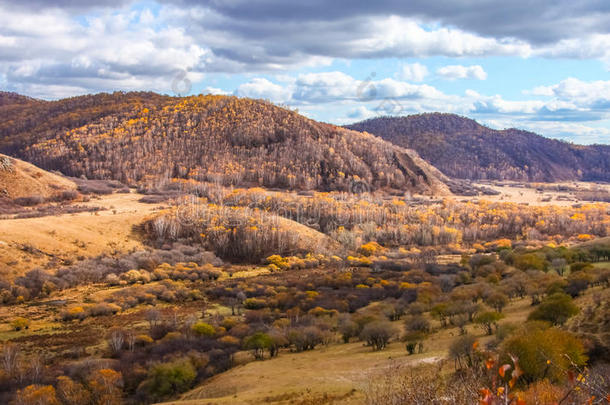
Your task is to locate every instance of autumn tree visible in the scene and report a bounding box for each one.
[360,321,396,351]
[474,311,504,335]
[484,292,509,313]
[88,369,123,405]
[13,385,59,405]
[243,332,272,360]
[403,315,430,354]
[527,293,579,326]
[137,358,196,401]
[338,314,359,343]
[56,376,91,405]
[449,334,478,369]
[500,324,587,383]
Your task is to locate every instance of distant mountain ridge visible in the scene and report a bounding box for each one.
[346,113,610,182]
[0,92,449,194]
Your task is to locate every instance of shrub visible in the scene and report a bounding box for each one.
[527,293,579,325]
[565,272,591,297]
[500,325,587,383]
[484,292,509,313]
[513,253,547,271]
[135,334,154,346]
[14,195,45,206]
[449,334,478,369]
[218,335,240,346]
[266,255,289,270]
[338,315,359,343]
[88,369,123,405]
[191,322,216,337]
[243,297,266,310]
[474,311,504,335]
[60,306,87,321]
[570,262,594,273]
[89,303,121,317]
[308,306,338,317]
[521,380,565,404]
[403,306,431,349]
[10,317,30,331]
[137,358,196,401]
[56,376,91,405]
[287,326,323,352]
[14,384,59,405]
[359,321,396,351]
[358,242,383,257]
[404,315,430,334]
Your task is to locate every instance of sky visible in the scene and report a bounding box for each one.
[1,1,610,144]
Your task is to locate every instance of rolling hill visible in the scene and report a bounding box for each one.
[0,92,448,195]
[346,114,610,182]
[0,154,76,200]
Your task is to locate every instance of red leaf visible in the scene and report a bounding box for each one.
[499,364,511,378]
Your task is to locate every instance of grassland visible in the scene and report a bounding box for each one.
[164,297,540,405]
[464,181,610,206]
[0,192,161,279]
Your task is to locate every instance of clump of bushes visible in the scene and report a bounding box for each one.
[528,293,579,325]
[10,317,30,331]
[60,303,121,321]
[137,357,197,401]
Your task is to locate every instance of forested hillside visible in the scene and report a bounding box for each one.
[0,92,448,194]
[346,114,610,182]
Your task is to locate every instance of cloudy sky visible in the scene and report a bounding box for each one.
[1,1,610,143]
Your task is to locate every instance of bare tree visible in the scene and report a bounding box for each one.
[108,329,125,356]
[146,308,161,329]
[125,330,136,352]
[29,354,44,384]
[1,343,19,376]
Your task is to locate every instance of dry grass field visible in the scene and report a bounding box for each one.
[0,192,161,279]
[0,154,76,199]
[163,297,540,405]
[464,181,610,206]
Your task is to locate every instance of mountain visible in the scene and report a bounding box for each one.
[0,154,76,199]
[0,92,36,107]
[0,92,448,194]
[346,114,610,182]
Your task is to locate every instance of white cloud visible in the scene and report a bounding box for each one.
[0,5,209,98]
[483,118,610,144]
[234,78,292,103]
[436,65,488,80]
[528,77,610,107]
[202,86,229,95]
[351,17,532,59]
[534,34,610,68]
[397,62,428,82]
[226,72,610,142]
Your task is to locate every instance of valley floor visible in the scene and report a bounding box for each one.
[164,297,537,405]
[463,181,610,206]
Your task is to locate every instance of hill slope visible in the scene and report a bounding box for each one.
[0,154,76,199]
[0,92,448,194]
[346,114,610,182]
